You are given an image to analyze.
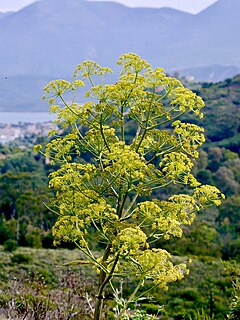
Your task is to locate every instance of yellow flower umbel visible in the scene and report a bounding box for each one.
[36,53,224,320]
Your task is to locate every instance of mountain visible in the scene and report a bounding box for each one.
[0,75,53,112]
[0,12,5,20]
[178,65,240,83]
[183,0,240,69]
[0,12,13,21]
[0,0,239,111]
[0,0,192,76]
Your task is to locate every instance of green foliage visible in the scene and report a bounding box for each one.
[0,216,16,243]
[10,253,31,265]
[223,261,240,319]
[25,227,43,248]
[3,239,17,252]
[158,257,231,319]
[0,246,236,319]
[0,144,55,248]
[217,195,240,234]
[123,310,158,319]
[37,53,224,319]
[161,221,222,258]
[196,75,240,145]
[189,308,214,320]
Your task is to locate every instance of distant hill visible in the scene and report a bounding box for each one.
[188,74,240,154]
[0,12,12,21]
[0,0,239,111]
[0,75,53,112]
[178,65,240,83]
[0,0,192,76]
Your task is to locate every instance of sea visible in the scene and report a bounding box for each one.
[0,112,56,124]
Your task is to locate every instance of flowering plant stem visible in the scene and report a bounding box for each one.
[37,53,224,319]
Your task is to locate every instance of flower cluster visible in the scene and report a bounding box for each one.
[36,53,225,309]
[128,249,189,289]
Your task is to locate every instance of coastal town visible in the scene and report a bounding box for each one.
[0,122,56,145]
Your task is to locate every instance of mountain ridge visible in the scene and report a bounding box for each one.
[1,0,238,75]
[0,0,239,111]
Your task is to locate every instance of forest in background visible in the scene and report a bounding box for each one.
[0,74,239,319]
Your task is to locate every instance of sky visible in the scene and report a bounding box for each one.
[0,0,218,14]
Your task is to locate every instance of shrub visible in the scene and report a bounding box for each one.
[3,239,17,252]
[10,253,31,265]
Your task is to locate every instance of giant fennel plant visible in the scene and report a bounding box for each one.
[35,53,224,319]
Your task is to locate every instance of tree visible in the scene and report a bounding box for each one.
[0,159,53,246]
[224,261,240,319]
[35,53,224,319]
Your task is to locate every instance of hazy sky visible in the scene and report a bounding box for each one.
[0,0,218,14]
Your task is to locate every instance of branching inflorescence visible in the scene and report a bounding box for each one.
[35,53,224,319]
